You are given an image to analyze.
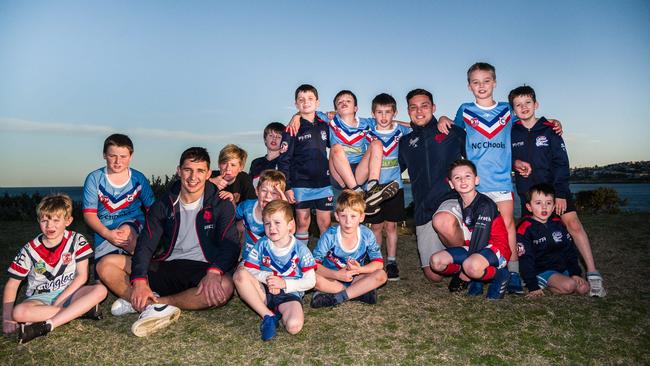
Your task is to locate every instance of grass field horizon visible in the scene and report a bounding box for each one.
[1,213,649,365]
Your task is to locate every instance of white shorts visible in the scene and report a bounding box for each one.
[415,199,465,268]
[482,191,513,203]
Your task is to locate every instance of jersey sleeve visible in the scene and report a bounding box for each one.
[237,172,257,201]
[137,173,156,209]
[363,229,384,263]
[468,199,498,254]
[312,229,334,264]
[297,243,317,272]
[7,245,31,281]
[550,133,571,199]
[277,132,295,190]
[516,220,540,292]
[243,239,263,269]
[82,171,99,214]
[73,233,93,262]
[235,201,245,221]
[453,105,466,129]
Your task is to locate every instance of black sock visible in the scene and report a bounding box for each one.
[334,290,349,304]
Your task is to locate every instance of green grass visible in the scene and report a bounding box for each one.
[1,214,649,365]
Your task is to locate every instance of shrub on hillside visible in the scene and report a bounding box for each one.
[0,193,84,221]
[150,174,178,199]
[575,188,627,214]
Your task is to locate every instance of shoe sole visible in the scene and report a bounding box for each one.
[387,277,400,282]
[111,300,137,316]
[365,181,399,207]
[131,308,181,337]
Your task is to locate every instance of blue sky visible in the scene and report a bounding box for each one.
[0,0,648,187]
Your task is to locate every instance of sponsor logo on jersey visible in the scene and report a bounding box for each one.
[552,231,563,242]
[465,216,472,226]
[512,141,524,148]
[280,141,288,153]
[533,237,547,245]
[203,210,213,221]
[34,261,46,274]
[561,142,566,151]
[298,133,312,142]
[435,133,446,143]
[262,255,272,268]
[536,136,549,147]
[321,130,327,141]
[409,137,419,147]
[470,141,506,149]
[127,194,134,202]
[62,253,72,265]
[477,215,492,222]
[204,224,214,230]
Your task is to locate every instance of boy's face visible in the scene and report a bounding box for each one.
[263,211,294,243]
[334,94,358,117]
[334,207,364,234]
[448,165,479,194]
[372,105,396,130]
[39,213,72,244]
[256,181,283,209]
[177,159,210,196]
[407,95,436,127]
[295,91,319,115]
[511,95,539,121]
[264,131,283,152]
[468,69,496,101]
[104,145,132,174]
[219,159,242,183]
[526,191,555,222]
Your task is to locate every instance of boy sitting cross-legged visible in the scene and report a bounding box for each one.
[429,160,511,299]
[3,194,108,343]
[310,190,388,308]
[235,200,316,341]
[516,184,590,297]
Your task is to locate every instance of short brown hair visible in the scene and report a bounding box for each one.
[262,199,294,223]
[103,133,134,155]
[508,85,537,106]
[295,84,319,101]
[36,194,73,220]
[335,189,365,214]
[467,62,496,82]
[179,147,210,167]
[372,93,397,112]
[448,159,477,179]
[257,170,286,191]
[218,144,248,166]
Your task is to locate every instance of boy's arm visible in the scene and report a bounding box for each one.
[517,221,541,292]
[468,201,505,254]
[208,200,240,274]
[550,133,571,201]
[130,201,167,282]
[276,132,296,201]
[3,278,21,334]
[315,263,356,282]
[82,173,128,246]
[53,259,90,307]
[282,246,317,293]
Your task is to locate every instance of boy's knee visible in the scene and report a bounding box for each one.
[432,213,457,236]
[93,283,108,298]
[374,269,388,285]
[284,317,303,335]
[12,305,30,322]
[384,222,397,234]
[429,254,446,271]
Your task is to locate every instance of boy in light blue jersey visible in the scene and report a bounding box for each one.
[83,134,155,262]
[364,93,411,281]
[310,190,387,308]
[234,170,287,263]
[235,200,316,341]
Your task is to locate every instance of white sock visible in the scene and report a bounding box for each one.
[507,261,519,274]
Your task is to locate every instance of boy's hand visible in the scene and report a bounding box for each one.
[286,190,296,204]
[210,175,229,190]
[275,184,287,201]
[346,258,361,271]
[555,198,567,216]
[549,119,563,135]
[514,159,532,178]
[196,272,227,306]
[437,116,454,134]
[286,113,301,136]
[106,228,129,246]
[526,289,544,298]
[337,269,358,282]
[218,191,235,202]
[267,275,286,293]
[131,281,157,312]
[326,111,335,120]
[3,319,17,334]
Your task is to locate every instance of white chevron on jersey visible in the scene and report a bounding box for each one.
[462,108,511,139]
[329,118,368,145]
[98,183,143,213]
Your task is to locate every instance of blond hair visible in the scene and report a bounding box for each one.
[335,189,366,214]
[218,144,248,166]
[36,194,73,220]
[257,169,286,192]
[262,200,294,223]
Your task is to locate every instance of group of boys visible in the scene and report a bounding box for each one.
[2,62,606,344]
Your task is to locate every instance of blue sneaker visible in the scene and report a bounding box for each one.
[508,272,525,295]
[486,268,510,300]
[467,281,484,296]
[260,314,279,341]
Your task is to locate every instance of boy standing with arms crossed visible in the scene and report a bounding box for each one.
[278,84,334,245]
[3,194,107,343]
[509,85,605,297]
[235,200,316,341]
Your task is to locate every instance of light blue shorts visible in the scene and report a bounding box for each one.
[536,270,570,289]
[25,290,72,307]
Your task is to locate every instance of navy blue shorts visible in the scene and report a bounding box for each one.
[446,246,501,268]
[295,196,335,211]
[265,287,302,312]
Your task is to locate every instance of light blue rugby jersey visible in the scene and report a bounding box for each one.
[328,115,375,164]
[82,168,155,253]
[454,102,514,192]
[235,199,265,260]
[312,225,384,270]
[366,123,411,188]
[243,236,316,297]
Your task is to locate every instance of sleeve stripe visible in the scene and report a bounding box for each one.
[243,262,260,270]
[9,262,28,275]
[371,258,384,263]
[82,208,98,213]
[301,265,317,272]
[75,245,92,257]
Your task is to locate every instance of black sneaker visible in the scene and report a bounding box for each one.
[448,273,469,292]
[365,181,400,208]
[80,304,104,320]
[18,321,51,344]
[354,289,377,304]
[386,261,400,281]
[310,292,337,308]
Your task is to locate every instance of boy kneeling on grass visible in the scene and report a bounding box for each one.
[516,184,590,297]
[235,200,316,341]
[310,190,387,308]
[2,194,107,343]
[429,160,511,299]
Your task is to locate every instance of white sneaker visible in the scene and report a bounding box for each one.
[111,298,137,316]
[587,272,607,298]
[131,304,181,337]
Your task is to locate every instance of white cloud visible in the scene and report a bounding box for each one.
[0,117,261,143]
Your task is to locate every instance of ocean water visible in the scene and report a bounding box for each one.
[2,183,649,213]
